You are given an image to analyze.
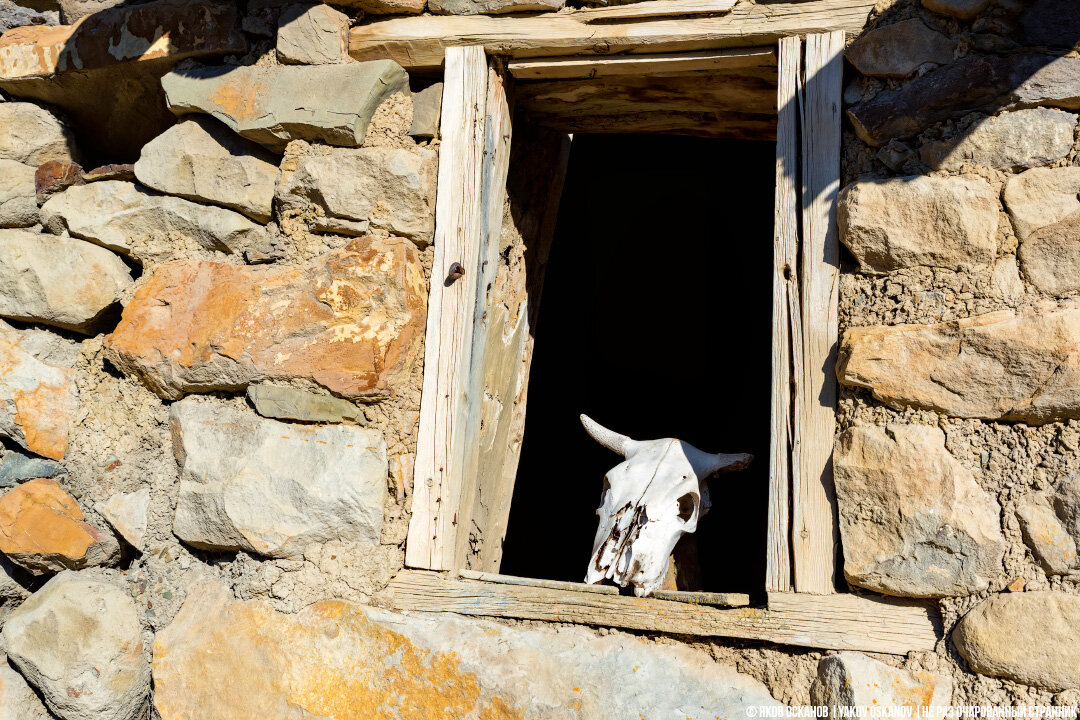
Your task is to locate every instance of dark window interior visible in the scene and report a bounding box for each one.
[498,133,775,596]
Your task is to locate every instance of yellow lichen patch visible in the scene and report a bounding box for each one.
[208,77,269,122]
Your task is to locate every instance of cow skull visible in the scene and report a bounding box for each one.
[581,414,752,597]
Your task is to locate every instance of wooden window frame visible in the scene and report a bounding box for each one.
[397,35,940,655]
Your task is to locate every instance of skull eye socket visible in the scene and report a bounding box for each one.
[676,492,697,522]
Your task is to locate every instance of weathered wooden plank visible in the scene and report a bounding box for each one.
[507,48,775,80]
[386,571,941,655]
[574,0,738,24]
[650,589,751,607]
[405,46,489,571]
[349,0,876,70]
[766,35,800,595]
[456,62,515,571]
[458,568,618,595]
[793,31,844,594]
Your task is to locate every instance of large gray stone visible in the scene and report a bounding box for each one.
[152,578,780,720]
[409,82,442,137]
[41,180,272,258]
[133,117,279,222]
[953,592,1080,691]
[170,398,387,559]
[0,102,76,166]
[921,0,988,19]
[834,425,1006,598]
[838,306,1080,424]
[429,0,563,14]
[0,1,57,33]
[845,19,955,78]
[1018,212,1080,297]
[811,653,952,719]
[0,229,132,333]
[161,61,409,152]
[0,160,35,228]
[0,650,50,720]
[1004,167,1080,240]
[2,572,149,720]
[920,108,1077,172]
[0,450,64,488]
[276,3,350,65]
[246,383,365,424]
[838,175,999,274]
[1016,491,1077,575]
[277,145,438,243]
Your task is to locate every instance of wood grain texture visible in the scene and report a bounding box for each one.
[573,0,738,23]
[793,31,844,594]
[386,571,942,655]
[507,47,774,80]
[405,46,489,571]
[458,568,618,594]
[766,35,800,595]
[349,0,876,70]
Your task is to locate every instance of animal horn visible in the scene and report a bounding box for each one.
[580,414,632,456]
[702,452,754,478]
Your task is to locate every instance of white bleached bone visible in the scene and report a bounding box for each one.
[581,414,752,597]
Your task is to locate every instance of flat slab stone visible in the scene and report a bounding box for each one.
[409,82,442,137]
[41,180,272,258]
[246,383,365,424]
[2,571,149,720]
[919,108,1077,172]
[330,0,424,15]
[277,145,438,243]
[1004,167,1080,240]
[0,102,75,166]
[845,19,955,78]
[1018,213,1080,297]
[0,478,119,574]
[834,425,1005,598]
[838,175,998,274]
[0,229,132,333]
[152,579,780,720]
[0,450,65,488]
[96,488,149,551]
[170,398,386,558]
[429,0,564,14]
[161,61,409,152]
[134,117,279,222]
[0,159,36,228]
[811,652,952,719]
[104,235,426,400]
[276,3,350,65]
[953,592,1080,691]
[1015,490,1077,574]
[921,0,988,19]
[0,327,77,460]
[838,306,1080,424]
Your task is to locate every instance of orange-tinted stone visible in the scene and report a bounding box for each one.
[104,236,427,401]
[0,329,78,460]
[0,479,118,575]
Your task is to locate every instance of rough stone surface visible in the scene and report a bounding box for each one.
[1017,213,1080,297]
[276,3,350,65]
[0,229,132,333]
[1018,0,1080,49]
[83,163,135,183]
[429,0,563,14]
[2,571,149,720]
[34,158,83,204]
[153,579,780,720]
[0,556,28,616]
[0,450,64,488]
[331,0,424,15]
[838,175,998,274]
[848,55,1080,146]
[0,159,36,228]
[0,1,57,34]
[0,326,77,460]
[409,82,442,137]
[834,425,1006,598]
[0,102,75,166]
[41,180,272,258]
[161,61,409,152]
[105,235,426,400]
[921,0,988,19]
[844,19,955,78]
[247,383,366,424]
[811,653,952,719]
[0,650,51,720]
[277,146,438,243]
[1015,492,1076,574]
[838,306,1080,424]
[59,0,129,23]
[170,398,387,559]
[1003,167,1080,240]
[953,592,1080,691]
[919,108,1077,172]
[0,478,119,574]
[133,117,279,222]
[97,488,149,551]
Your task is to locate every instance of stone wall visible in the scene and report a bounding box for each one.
[0,0,1078,718]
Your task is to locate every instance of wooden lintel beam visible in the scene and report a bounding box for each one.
[386,571,942,656]
[508,48,776,81]
[349,0,876,70]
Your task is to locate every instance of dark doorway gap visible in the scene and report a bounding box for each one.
[499,133,775,597]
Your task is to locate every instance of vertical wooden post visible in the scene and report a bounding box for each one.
[767,35,801,594]
[793,31,843,593]
[406,45,489,571]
